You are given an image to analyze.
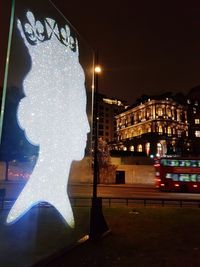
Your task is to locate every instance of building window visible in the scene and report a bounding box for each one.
[138,111,142,120]
[123,146,127,151]
[193,107,197,114]
[195,119,200,124]
[137,144,143,152]
[157,107,163,116]
[195,101,198,106]
[157,143,162,157]
[99,105,104,110]
[195,131,200,137]
[146,108,151,118]
[167,108,171,117]
[145,143,150,156]
[158,126,163,134]
[98,130,103,136]
[130,145,134,151]
[187,99,191,104]
[167,126,172,136]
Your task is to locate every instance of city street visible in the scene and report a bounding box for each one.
[96,185,200,200]
[1,181,200,201]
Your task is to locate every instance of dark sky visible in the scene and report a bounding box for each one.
[1,0,200,104]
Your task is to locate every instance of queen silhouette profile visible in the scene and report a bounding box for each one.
[6,11,90,227]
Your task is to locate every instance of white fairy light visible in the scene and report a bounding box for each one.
[6,11,90,226]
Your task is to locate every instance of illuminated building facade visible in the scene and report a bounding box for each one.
[114,98,189,157]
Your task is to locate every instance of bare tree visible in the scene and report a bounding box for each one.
[98,137,117,184]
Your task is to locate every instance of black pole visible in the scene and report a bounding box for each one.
[89,50,110,240]
[93,51,99,199]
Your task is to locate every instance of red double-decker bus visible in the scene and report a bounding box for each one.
[154,157,200,193]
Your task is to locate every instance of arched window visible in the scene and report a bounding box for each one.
[146,108,151,118]
[123,146,127,151]
[145,143,150,156]
[158,126,163,134]
[157,107,163,116]
[137,144,143,152]
[167,126,172,135]
[167,108,171,117]
[157,143,162,157]
[130,145,134,152]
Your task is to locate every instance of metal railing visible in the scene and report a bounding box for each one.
[1,196,200,210]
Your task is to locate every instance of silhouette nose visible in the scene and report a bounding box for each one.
[86,117,90,133]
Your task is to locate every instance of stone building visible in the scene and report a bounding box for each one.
[113,97,189,157]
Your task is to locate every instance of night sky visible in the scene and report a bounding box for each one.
[1,0,200,104]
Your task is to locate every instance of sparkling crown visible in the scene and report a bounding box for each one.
[17,11,78,53]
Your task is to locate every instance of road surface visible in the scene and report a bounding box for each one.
[1,181,200,200]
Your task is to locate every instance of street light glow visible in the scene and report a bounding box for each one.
[95,65,102,73]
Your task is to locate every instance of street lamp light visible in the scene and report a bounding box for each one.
[94,65,102,74]
[89,51,109,240]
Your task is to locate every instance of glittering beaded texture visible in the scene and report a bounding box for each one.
[6,11,90,226]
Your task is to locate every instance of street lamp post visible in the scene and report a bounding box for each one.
[89,51,109,240]
[93,61,101,198]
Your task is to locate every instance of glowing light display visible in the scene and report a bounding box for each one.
[6,11,90,226]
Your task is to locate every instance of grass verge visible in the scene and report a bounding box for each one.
[47,207,200,267]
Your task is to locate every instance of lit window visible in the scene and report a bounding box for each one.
[145,143,150,156]
[195,131,200,137]
[193,107,197,114]
[157,108,163,116]
[157,143,162,157]
[137,144,143,152]
[187,99,191,104]
[195,119,200,124]
[158,126,163,134]
[167,127,172,135]
[167,109,171,117]
[130,145,134,151]
[195,101,198,106]
[123,147,127,151]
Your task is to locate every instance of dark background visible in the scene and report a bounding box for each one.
[1,0,200,104]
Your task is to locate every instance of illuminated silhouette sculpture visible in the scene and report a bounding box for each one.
[6,11,90,226]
